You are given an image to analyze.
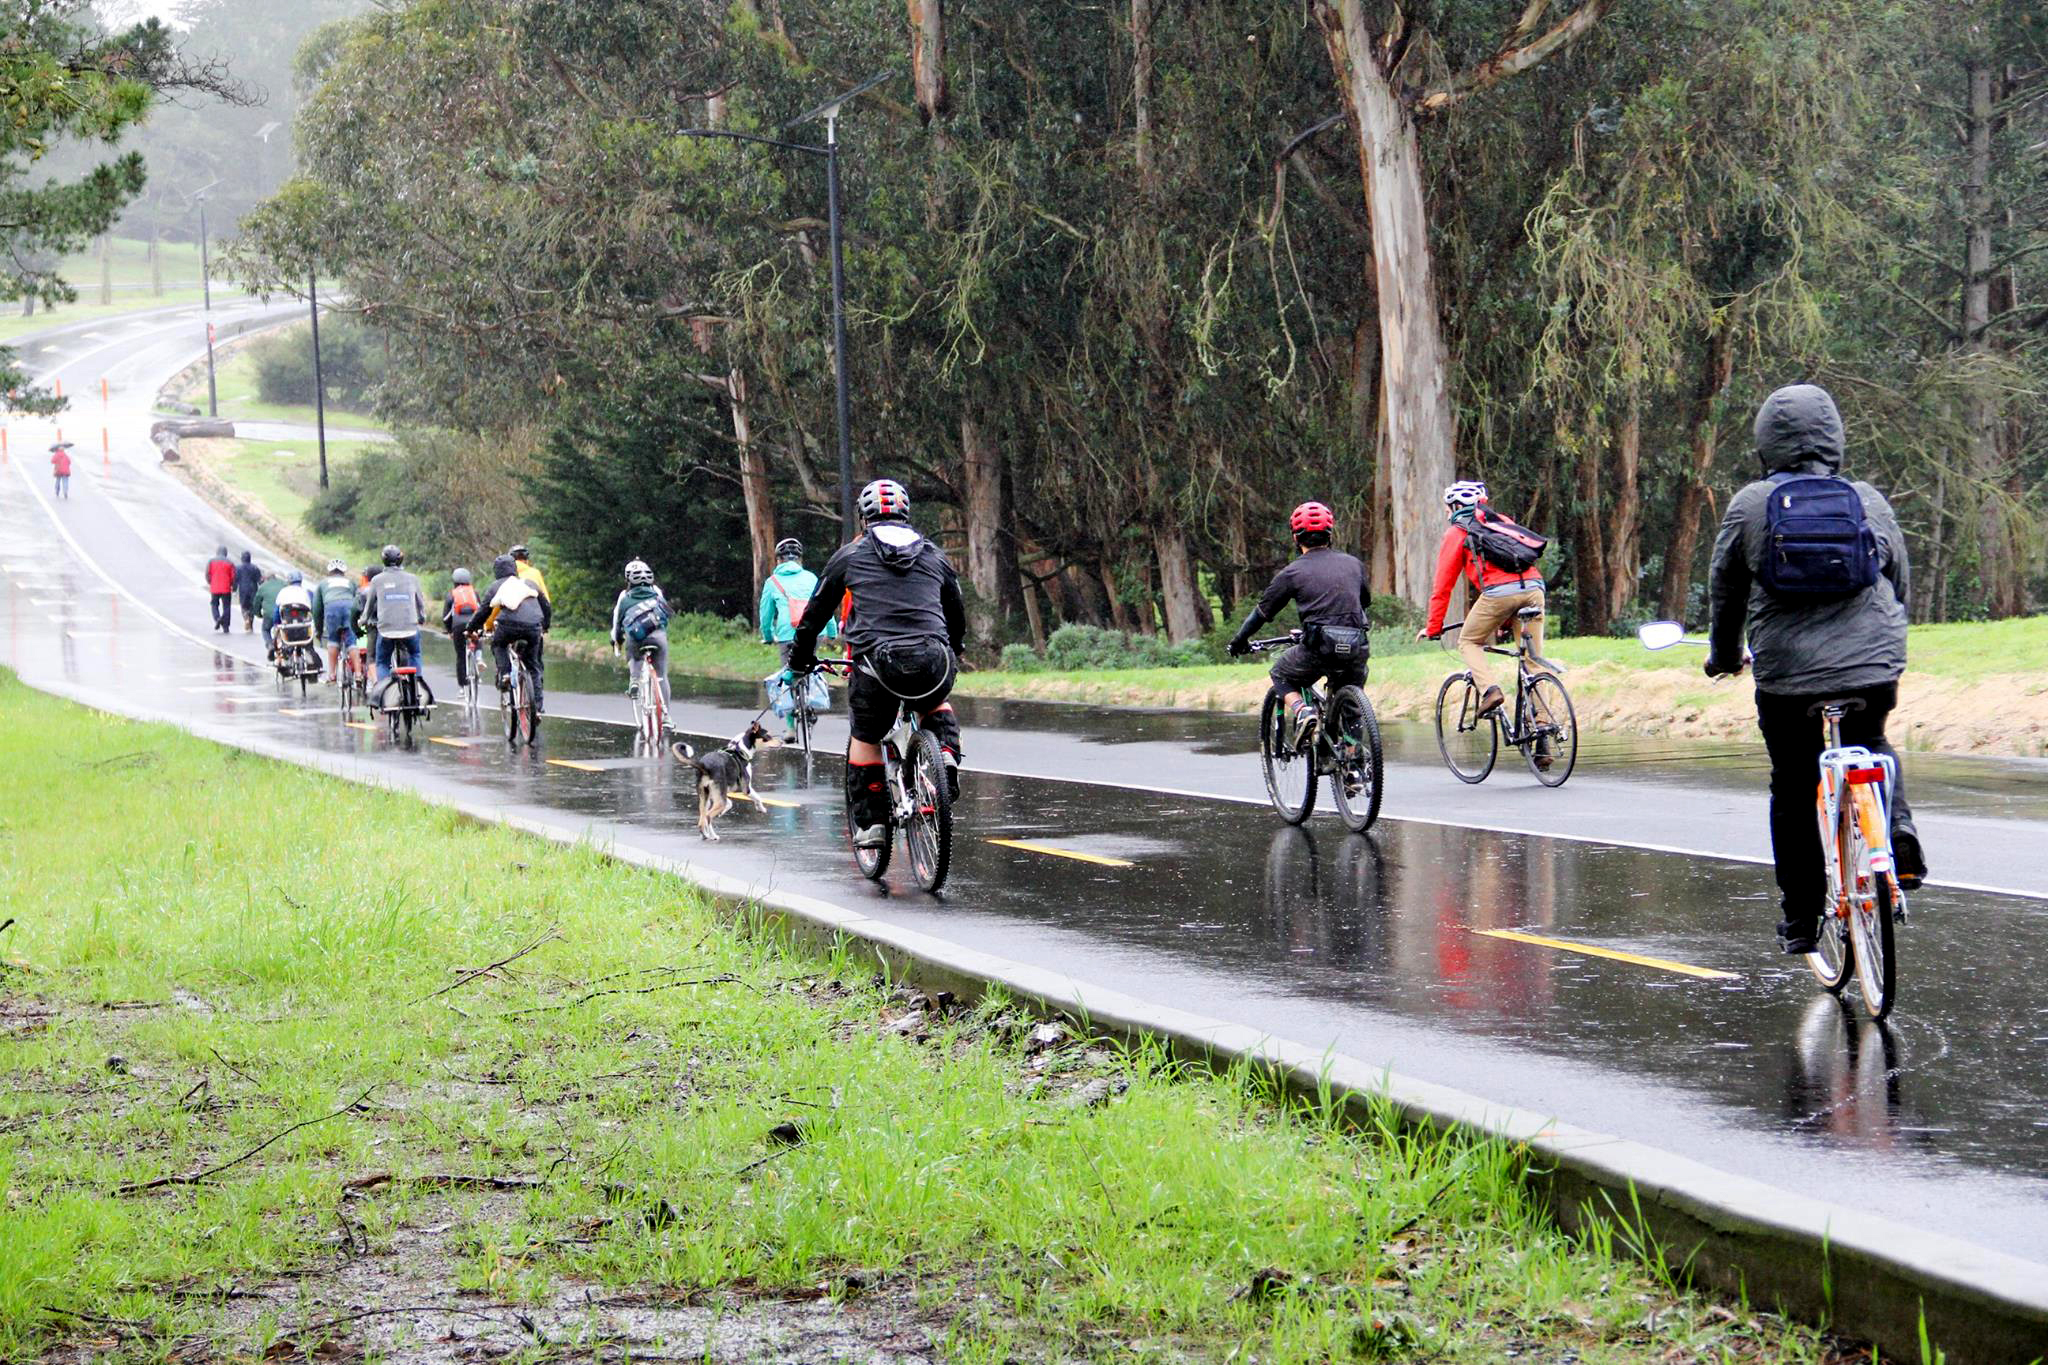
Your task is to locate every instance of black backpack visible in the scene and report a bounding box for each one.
[1758,473,1879,598]
[1463,507,1548,575]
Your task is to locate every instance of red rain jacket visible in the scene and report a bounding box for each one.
[205,557,236,594]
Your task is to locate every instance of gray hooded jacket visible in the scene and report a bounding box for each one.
[1707,384,1908,695]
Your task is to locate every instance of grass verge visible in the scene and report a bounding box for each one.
[161,333,382,432]
[172,435,383,572]
[0,671,1846,1361]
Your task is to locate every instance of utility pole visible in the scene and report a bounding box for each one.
[309,271,329,490]
[198,193,217,418]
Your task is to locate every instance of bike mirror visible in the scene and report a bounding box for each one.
[1636,620,1687,651]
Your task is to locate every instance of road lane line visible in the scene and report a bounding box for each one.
[429,736,479,748]
[733,792,800,809]
[343,721,378,732]
[276,707,331,717]
[1474,928,1738,981]
[986,838,1137,868]
[545,758,604,772]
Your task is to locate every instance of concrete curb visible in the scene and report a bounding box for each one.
[23,677,2048,1363]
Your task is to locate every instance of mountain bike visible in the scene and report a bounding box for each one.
[384,663,429,745]
[1805,698,1905,1020]
[629,643,667,750]
[500,639,540,747]
[338,644,368,717]
[1247,631,1384,832]
[811,660,952,893]
[1432,607,1577,787]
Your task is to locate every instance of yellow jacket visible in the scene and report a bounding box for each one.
[515,561,550,603]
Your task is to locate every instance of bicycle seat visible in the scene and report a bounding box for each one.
[1806,697,1867,716]
[1515,606,1544,621]
[393,666,419,676]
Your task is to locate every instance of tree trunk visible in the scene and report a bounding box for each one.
[1603,391,1642,620]
[1099,556,1135,633]
[1572,446,1609,635]
[1154,522,1206,642]
[1315,0,1457,607]
[729,368,777,595]
[959,409,1015,650]
[1657,313,1736,621]
[907,0,947,122]
[1963,59,2020,617]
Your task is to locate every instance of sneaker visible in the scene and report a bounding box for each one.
[1776,919,1819,956]
[1290,702,1319,745]
[853,823,889,850]
[943,751,961,802]
[1892,828,1926,892]
[626,682,639,700]
[1476,685,1506,717]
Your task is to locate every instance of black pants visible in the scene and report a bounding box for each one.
[449,618,476,686]
[489,621,545,709]
[1755,682,1915,927]
[210,593,232,631]
[1268,643,1366,698]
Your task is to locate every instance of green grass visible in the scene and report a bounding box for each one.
[0,238,239,345]
[164,336,382,432]
[0,671,1844,1361]
[184,435,383,571]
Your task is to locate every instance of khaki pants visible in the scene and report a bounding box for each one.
[1460,588,1544,695]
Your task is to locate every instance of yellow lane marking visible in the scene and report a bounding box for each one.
[734,792,800,809]
[429,736,478,748]
[546,759,604,772]
[1474,928,1738,981]
[986,839,1136,869]
[276,707,324,717]
[343,721,378,732]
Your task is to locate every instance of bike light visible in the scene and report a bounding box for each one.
[1845,766,1887,785]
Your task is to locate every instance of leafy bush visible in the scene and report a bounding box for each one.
[251,315,387,411]
[999,642,1044,673]
[306,426,535,577]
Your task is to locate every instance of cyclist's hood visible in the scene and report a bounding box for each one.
[491,554,517,579]
[865,519,927,573]
[1753,383,1844,477]
[772,561,811,579]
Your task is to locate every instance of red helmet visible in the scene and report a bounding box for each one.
[1289,501,1335,534]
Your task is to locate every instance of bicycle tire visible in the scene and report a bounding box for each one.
[1520,672,1578,787]
[1259,690,1316,825]
[1328,686,1383,833]
[1847,795,1897,1020]
[904,729,954,892]
[504,666,524,745]
[851,762,893,882]
[1434,673,1497,784]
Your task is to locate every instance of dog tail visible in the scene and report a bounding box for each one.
[670,740,708,773]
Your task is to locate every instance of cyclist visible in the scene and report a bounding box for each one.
[255,568,285,656]
[269,571,314,658]
[440,568,482,693]
[611,558,674,722]
[759,536,837,738]
[361,544,432,710]
[205,546,236,634]
[509,544,551,612]
[785,479,966,849]
[312,559,358,683]
[468,553,549,713]
[1225,502,1371,747]
[1705,382,1924,954]
[48,441,72,499]
[1417,480,1547,718]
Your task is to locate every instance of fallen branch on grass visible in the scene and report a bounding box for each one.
[498,973,738,1017]
[341,1170,547,1193]
[115,1084,380,1196]
[411,929,561,1005]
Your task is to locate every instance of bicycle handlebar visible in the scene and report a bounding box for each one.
[1247,631,1301,653]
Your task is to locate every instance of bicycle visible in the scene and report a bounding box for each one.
[461,635,482,714]
[272,618,322,701]
[1246,631,1384,832]
[1432,608,1577,787]
[1804,698,1905,1020]
[630,642,667,750]
[809,660,952,893]
[337,644,368,717]
[383,662,430,745]
[499,639,540,747]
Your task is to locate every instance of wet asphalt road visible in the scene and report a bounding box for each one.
[5,308,2048,1267]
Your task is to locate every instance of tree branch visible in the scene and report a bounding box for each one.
[1416,0,1614,115]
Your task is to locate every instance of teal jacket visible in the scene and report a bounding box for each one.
[758,562,835,644]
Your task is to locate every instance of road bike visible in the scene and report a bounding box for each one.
[337,644,368,718]
[461,635,482,714]
[811,660,952,893]
[1247,631,1384,833]
[1804,698,1905,1020]
[630,643,667,750]
[500,639,540,747]
[383,662,430,745]
[1432,607,1577,787]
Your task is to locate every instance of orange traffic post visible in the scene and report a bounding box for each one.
[2,428,9,465]
[102,427,110,466]
[52,378,61,399]
[100,378,109,409]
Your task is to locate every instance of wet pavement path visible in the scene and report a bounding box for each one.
[5,307,2047,1267]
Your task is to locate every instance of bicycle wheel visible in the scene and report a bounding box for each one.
[504,668,524,744]
[1328,686,1383,833]
[1847,796,1897,1020]
[1434,674,1498,784]
[1520,672,1578,787]
[1808,903,1854,995]
[1259,690,1316,825]
[903,730,954,892]
[850,759,893,882]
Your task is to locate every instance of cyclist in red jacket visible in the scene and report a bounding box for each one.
[204,546,237,634]
[1418,481,1546,717]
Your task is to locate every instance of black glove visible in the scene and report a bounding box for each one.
[1704,657,1737,679]
[1227,632,1253,658]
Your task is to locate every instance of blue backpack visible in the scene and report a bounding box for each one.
[1759,473,1879,598]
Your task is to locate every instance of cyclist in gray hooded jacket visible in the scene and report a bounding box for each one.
[1705,383,1923,953]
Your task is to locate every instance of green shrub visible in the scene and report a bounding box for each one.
[999,642,1044,673]
[250,315,387,410]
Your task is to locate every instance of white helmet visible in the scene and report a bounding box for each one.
[1443,480,1488,510]
[858,478,910,521]
[624,558,654,586]
[325,558,347,575]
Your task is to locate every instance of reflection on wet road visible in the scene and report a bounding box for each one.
[4,303,2047,1269]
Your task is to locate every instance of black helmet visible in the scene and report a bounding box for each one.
[775,537,804,561]
[509,543,530,561]
[381,544,403,567]
[492,554,517,578]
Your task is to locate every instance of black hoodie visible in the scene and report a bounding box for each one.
[789,519,965,669]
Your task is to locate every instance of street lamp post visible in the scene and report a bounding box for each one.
[308,271,329,490]
[677,71,890,543]
[197,192,217,418]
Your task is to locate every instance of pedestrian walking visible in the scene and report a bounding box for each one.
[204,546,236,633]
[48,442,72,499]
[233,551,262,632]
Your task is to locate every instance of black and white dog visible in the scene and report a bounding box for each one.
[672,721,777,840]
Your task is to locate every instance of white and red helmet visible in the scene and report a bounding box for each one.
[858,478,910,521]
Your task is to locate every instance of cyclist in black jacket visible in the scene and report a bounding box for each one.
[1227,502,1372,739]
[787,479,967,850]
